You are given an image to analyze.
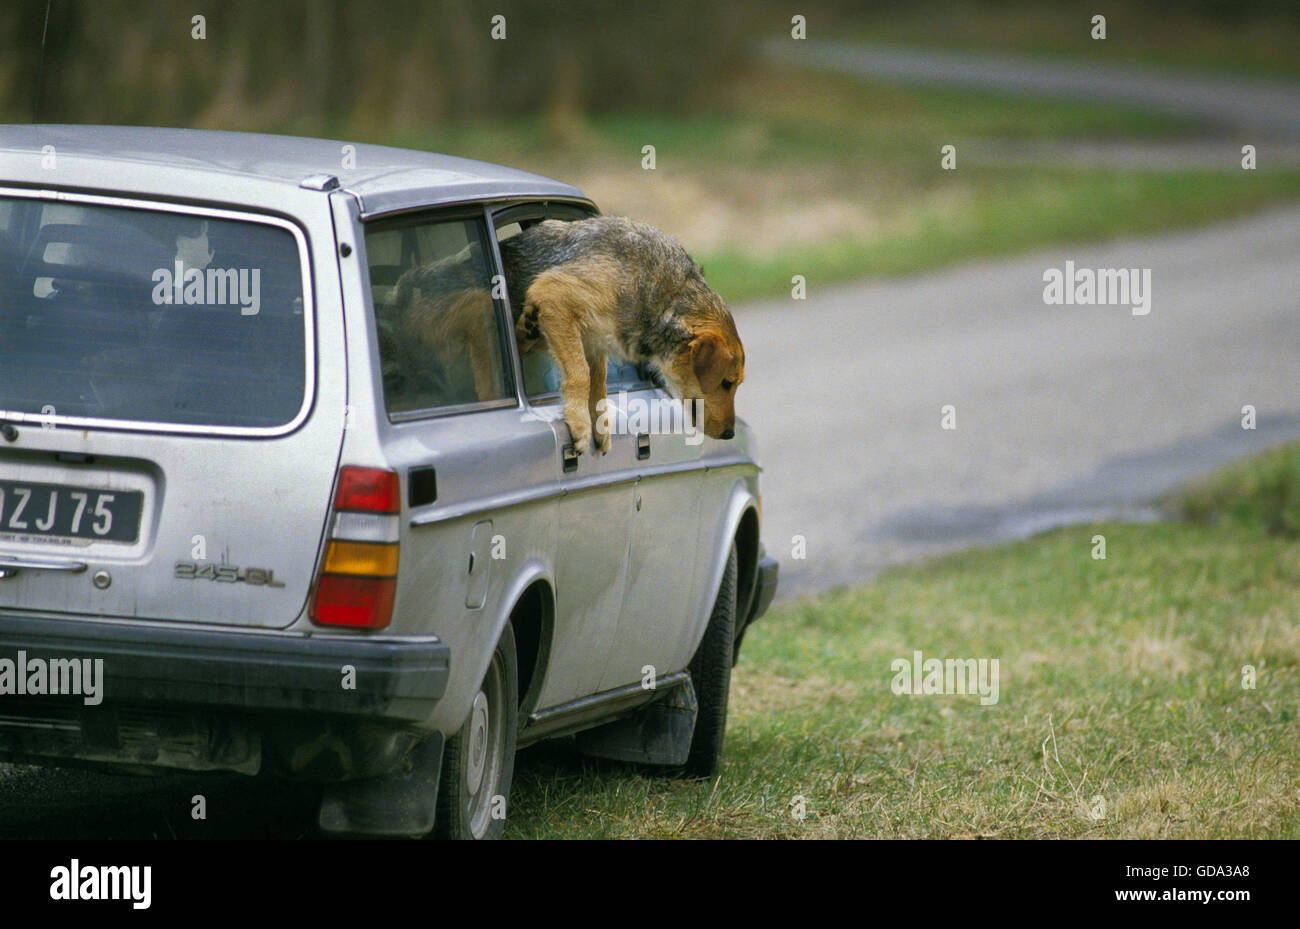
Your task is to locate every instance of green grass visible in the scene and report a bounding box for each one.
[370,70,1205,178]
[344,64,1205,164]
[506,449,1300,838]
[1164,441,1300,540]
[701,169,1300,301]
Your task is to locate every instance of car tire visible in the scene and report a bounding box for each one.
[434,623,519,839]
[683,542,738,779]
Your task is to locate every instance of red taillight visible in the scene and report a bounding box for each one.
[312,576,397,629]
[335,466,401,513]
[314,466,401,629]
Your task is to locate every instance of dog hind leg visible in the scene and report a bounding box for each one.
[515,302,545,354]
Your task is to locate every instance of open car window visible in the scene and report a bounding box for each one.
[494,213,654,399]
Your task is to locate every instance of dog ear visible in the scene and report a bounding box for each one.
[691,331,732,393]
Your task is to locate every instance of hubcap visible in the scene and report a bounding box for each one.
[466,690,490,795]
[463,650,507,838]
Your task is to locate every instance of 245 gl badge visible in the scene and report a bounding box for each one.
[174,561,285,587]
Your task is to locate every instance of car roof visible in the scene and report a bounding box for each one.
[0,125,590,217]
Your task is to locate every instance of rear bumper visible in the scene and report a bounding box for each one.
[0,612,449,722]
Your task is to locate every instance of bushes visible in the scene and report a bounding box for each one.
[1166,443,1300,539]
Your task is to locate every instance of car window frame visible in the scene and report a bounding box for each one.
[360,204,522,423]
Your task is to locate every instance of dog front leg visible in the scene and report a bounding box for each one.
[586,348,611,455]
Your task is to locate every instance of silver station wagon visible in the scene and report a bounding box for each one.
[0,126,777,838]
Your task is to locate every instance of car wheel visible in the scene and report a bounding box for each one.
[683,542,738,779]
[434,623,518,839]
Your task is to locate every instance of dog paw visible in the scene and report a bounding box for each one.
[515,305,543,350]
[566,409,593,455]
[593,428,611,455]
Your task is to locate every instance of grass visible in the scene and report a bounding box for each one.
[361,62,1205,163]
[1163,441,1300,540]
[701,169,1300,301]
[336,60,1300,302]
[506,446,1300,838]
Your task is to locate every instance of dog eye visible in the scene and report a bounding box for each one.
[721,379,734,391]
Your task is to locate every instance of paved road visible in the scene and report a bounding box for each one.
[764,40,1300,139]
[747,205,1300,597]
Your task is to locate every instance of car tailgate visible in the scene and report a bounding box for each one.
[0,191,345,629]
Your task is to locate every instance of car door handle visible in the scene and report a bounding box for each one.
[562,442,579,473]
[636,433,651,460]
[0,556,89,580]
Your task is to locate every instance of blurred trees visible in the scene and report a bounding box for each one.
[2,0,1295,136]
[0,0,754,135]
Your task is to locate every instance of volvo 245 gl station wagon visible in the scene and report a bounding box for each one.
[0,126,778,839]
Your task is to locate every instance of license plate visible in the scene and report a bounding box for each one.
[0,479,143,543]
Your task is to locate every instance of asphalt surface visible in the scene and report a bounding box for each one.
[747,205,1300,597]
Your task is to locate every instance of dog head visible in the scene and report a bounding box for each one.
[664,289,745,440]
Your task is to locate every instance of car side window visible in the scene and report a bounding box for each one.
[497,216,652,398]
[366,215,512,415]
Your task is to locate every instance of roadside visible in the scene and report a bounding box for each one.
[741,203,1300,598]
[507,444,1300,838]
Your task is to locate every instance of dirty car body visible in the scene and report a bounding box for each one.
[0,126,777,836]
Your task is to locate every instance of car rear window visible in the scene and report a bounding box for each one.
[0,196,308,430]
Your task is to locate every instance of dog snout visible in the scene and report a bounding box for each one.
[701,416,735,440]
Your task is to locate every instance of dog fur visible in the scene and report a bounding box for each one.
[499,216,745,454]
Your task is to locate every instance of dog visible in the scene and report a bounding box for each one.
[499,216,745,454]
